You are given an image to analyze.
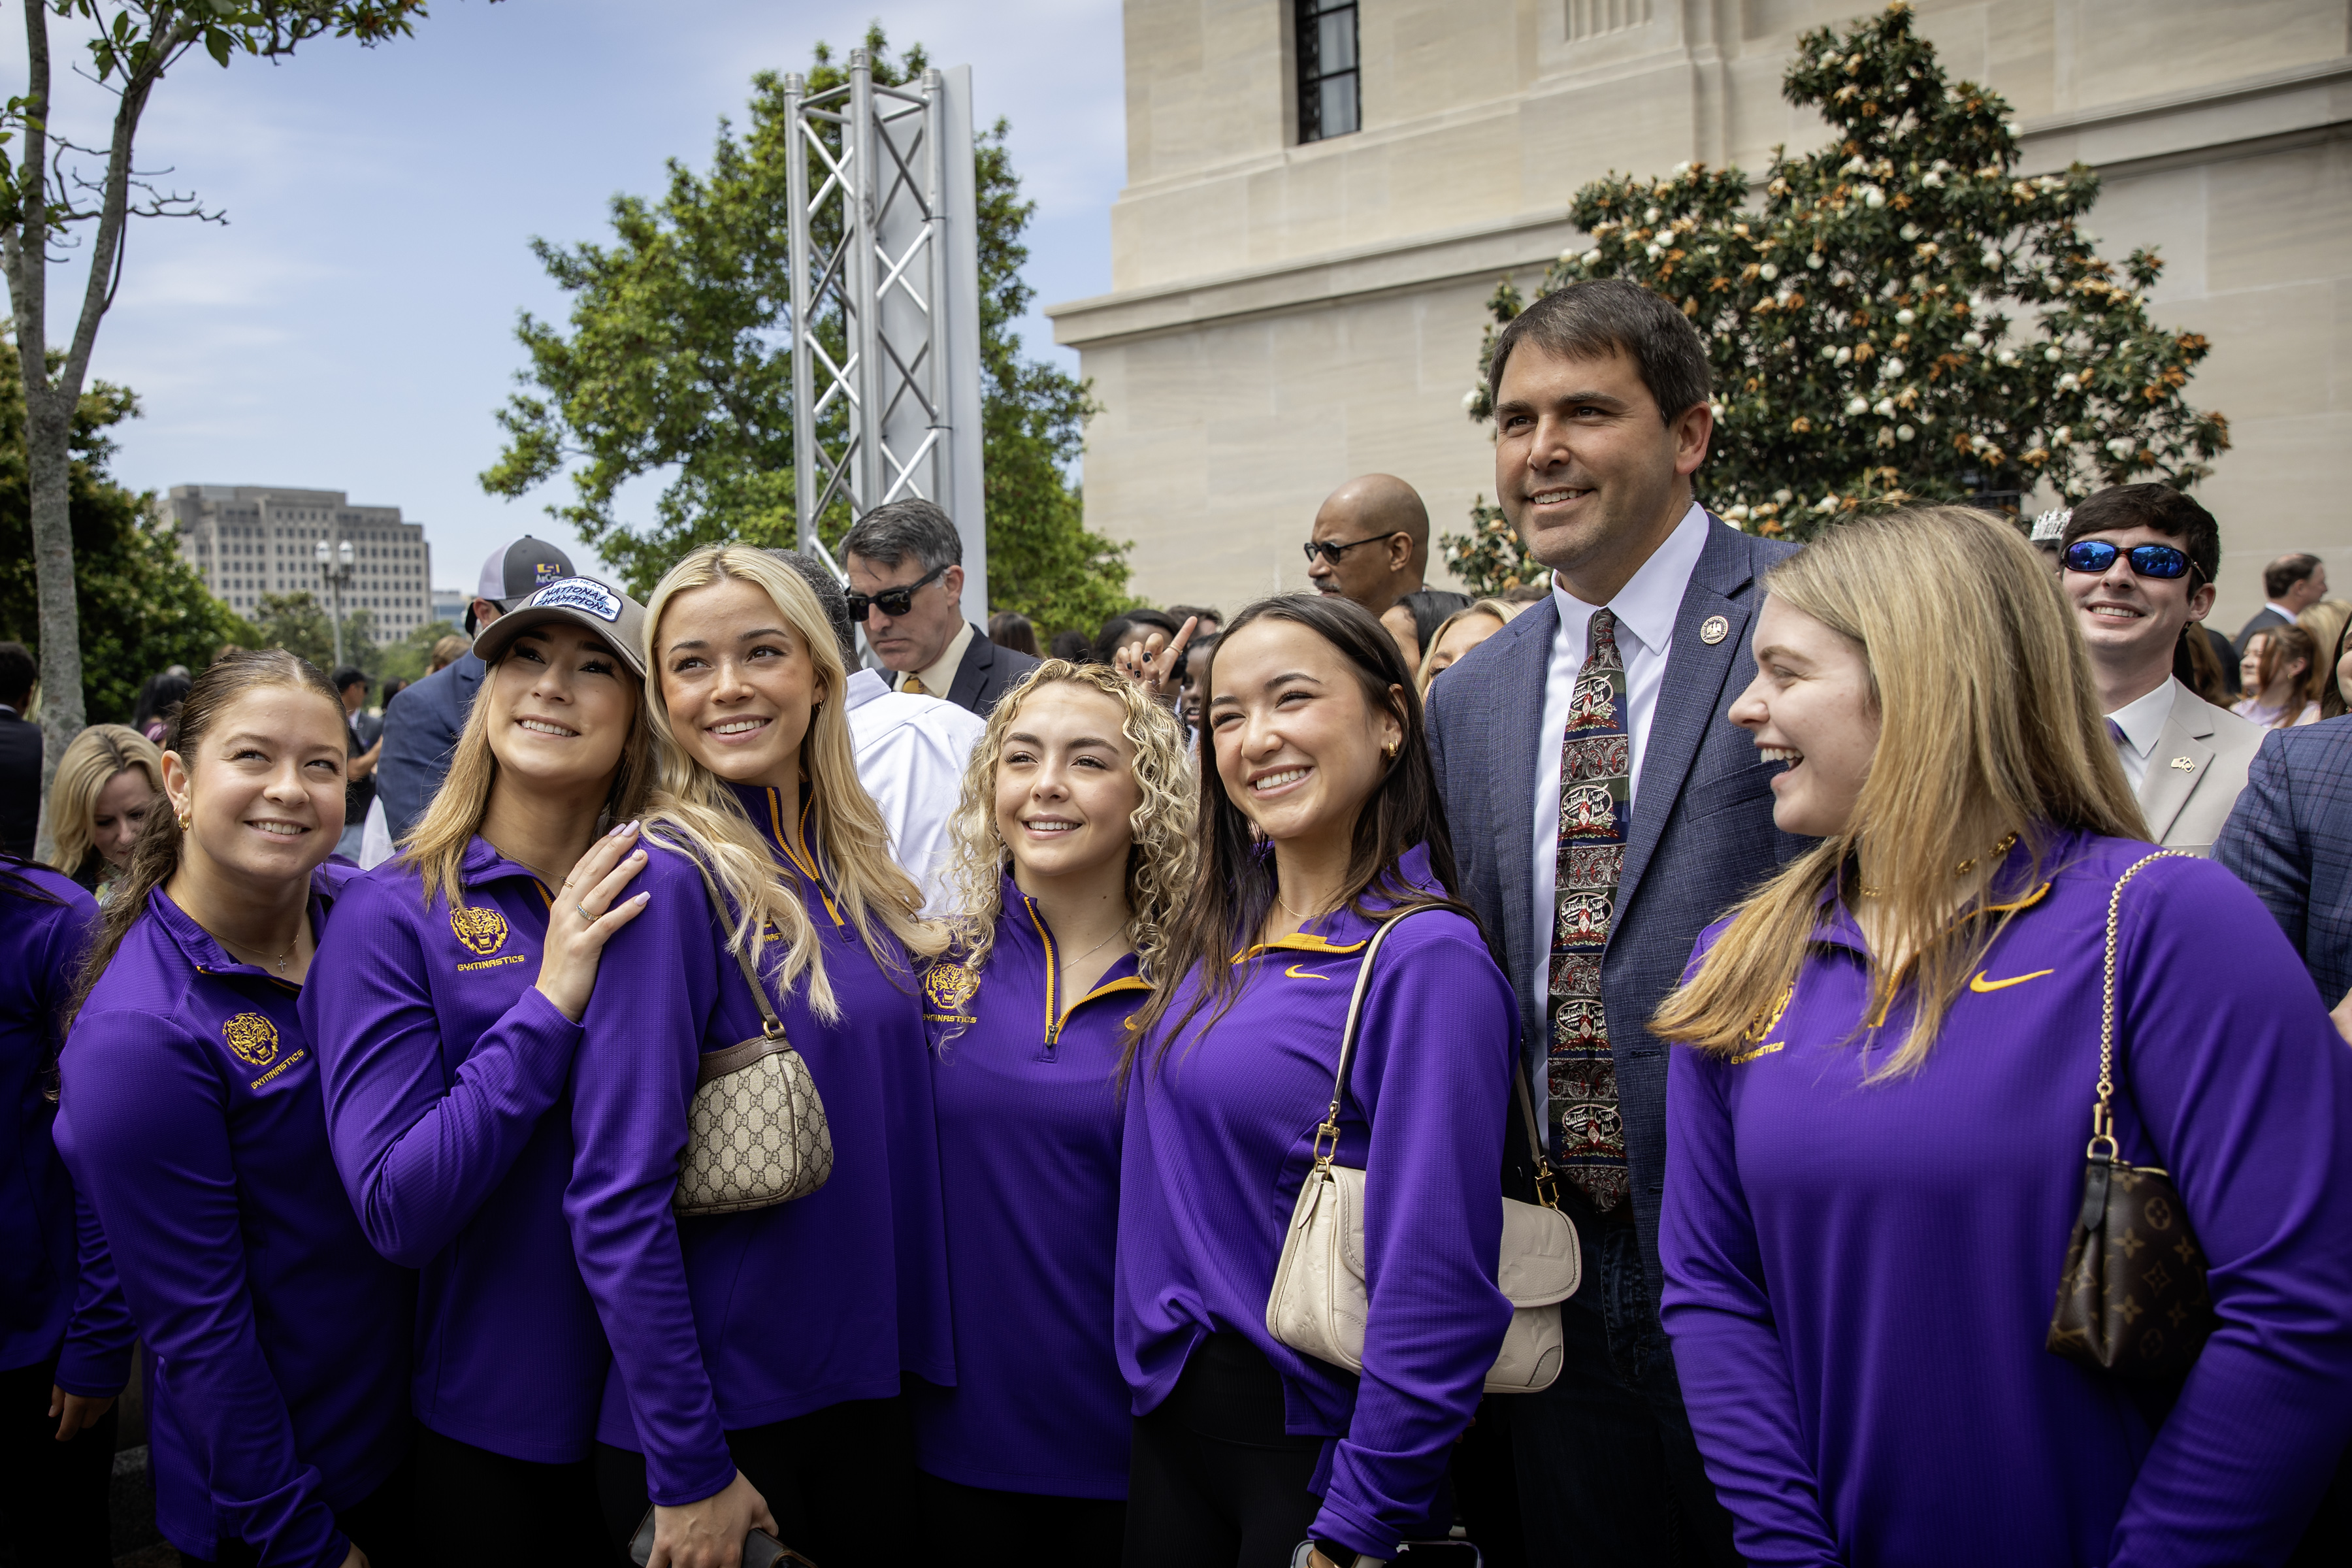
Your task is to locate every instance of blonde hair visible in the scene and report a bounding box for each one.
[399,648,656,912]
[46,724,162,881]
[640,546,943,1020]
[941,661,1197,987]
[1415,596,1526,694]
[1651,506,2144,1077]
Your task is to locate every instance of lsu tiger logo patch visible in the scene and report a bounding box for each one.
[924,962,981,1016]
[449,906,511,957]
[221,1012,279,1068]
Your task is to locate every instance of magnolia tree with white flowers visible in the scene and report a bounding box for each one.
[1441,0,2231,593]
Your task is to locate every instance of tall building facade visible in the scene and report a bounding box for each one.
[165,485,433,645]
[1049,0,2351,630]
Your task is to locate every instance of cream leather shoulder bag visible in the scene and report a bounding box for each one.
[1265,907,1580,1395]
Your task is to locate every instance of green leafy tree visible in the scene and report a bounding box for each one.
[482,27,1135,633]
[4,0,435,830]
[375,617,460,688]
[0,374,248,723]
[1443,0,2228,590]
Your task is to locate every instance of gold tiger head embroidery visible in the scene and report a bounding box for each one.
[924,962,981,1015]
[221,1012,279,1068]
[449,906,511,957]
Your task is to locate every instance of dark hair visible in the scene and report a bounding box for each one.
[1176,630,1218,685]
[2061,483,2220,585]
[0,642,33,707]
[1124,594,1468,1079]
[330,666,368,698]
[1094,608,1180,666]
[2323,616,2352,721]
[131,672,191,734]
[2264,552,2323,602]
[841,498,962,574]
[0,851,66,906]
[2247,625,2321,728]
[770,549,859,668]
[64,650,344,1036]
[1167,604,1224,629]
[986,611,1039,658]
[1486,277,1712,425]
[1048,629,1092,664]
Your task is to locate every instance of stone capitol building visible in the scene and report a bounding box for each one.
[165,485,434,646]
[1049,0,2349,630]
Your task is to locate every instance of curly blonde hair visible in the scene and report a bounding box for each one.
[941,661,1197,986]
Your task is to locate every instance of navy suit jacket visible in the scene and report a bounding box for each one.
[2214,715,2352,1005]
[943,623,1039,718]
[374,650,484,841]
[1426,515,1802,1307]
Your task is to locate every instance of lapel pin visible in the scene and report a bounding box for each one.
[1699,615,1729,645]
[2169,757,2195,771]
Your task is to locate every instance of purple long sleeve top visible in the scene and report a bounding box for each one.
[569,790,948,1505]
[1661,832,2352,1568]
[56,870,412,1568]
[1116,847,1516,1558]
[303,838,608,1462]
[1,864,131,1392]
[910,875,1151,1499]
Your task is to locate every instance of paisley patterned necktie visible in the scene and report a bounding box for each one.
[903,674,929,696]
[1547,607,1631,1211]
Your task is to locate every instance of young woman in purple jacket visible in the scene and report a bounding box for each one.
[576,546,949,1568]
[910,660,1195,1562]
[56,652,414,1568]
[1117,595,1519,1568]
[1652,506,2352,1567]
[304,578,658,1567]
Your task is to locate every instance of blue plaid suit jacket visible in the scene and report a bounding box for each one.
[2215,715,2352,1005]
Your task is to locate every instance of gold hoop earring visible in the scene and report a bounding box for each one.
[1382,740,1400,760]
[176,808,191,832]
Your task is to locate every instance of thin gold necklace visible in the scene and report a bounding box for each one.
[214,925,301,973]
[1856,832,2018,899]
[1274,884,1336,924]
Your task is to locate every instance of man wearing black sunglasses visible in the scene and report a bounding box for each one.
[1303,474,1470,667]
[841,499,1038,718]
[2059,484,2261,853]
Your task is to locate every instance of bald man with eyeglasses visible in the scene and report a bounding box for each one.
[1303,474,1471,668]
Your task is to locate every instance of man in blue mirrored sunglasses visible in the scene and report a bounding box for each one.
[2057,484,2261,853]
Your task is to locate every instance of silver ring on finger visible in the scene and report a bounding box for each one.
[577,902,592,921]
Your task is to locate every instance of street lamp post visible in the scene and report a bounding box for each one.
[314,538,355,668]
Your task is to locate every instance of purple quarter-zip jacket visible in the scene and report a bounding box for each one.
[304,837,608,1462]
[1117,847,1517,1558]
[909,875,1152,1499]
[56,868,412,1568]
[1661,832,2352,1568]
[1,863,131,1392]
[569,789,947,1505]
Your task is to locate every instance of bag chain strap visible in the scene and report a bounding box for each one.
[687,855,790,1043]
[1309,904,1561,1213]
[2090,851,2191,1159]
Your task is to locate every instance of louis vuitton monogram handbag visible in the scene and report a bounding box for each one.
[674,858,834,1218]
[2046,851,2217,1378]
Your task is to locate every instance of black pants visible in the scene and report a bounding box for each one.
[413,1422,623,1567]
[180,1446,416,1568]
[0,1355,117,1567]
[1506,1205,1738,1568]
[915,1469,1126,1565]
[595,1395,915,1568]
[1122,1334,1322,1568]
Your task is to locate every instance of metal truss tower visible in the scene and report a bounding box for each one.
[781,53,988,612]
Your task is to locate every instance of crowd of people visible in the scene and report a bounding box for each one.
[3,275,2352,1568]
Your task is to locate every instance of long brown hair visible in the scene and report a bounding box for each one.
[1124,594,1468,1081]
[63,651,345,1036]
[2246,626,2321,727]
[1651,506,2144,1077]
[400,640,655,911]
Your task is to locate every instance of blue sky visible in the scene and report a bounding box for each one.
[7,0,1125,591]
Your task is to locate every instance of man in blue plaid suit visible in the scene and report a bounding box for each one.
[2216,715,2352,1037]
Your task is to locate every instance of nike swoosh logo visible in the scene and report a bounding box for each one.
[1969,968,2054,993]
[1285,964,1331,980]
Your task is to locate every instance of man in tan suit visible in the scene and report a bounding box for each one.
[2059,485,2262,855]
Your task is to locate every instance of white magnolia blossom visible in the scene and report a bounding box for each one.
[1806,252,1825,270]
[1759,263,1779,281]
[1960,330,1985,349]
[1847,396,1870,415]
[2044,346,2063,362]
[1897,423,1916,441]
[1894,308,1916,325]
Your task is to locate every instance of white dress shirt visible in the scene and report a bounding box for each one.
[845,666,987,913]
[895,619,975,700]
[1527,501,1712,1013]
[2103,678,2178,794]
